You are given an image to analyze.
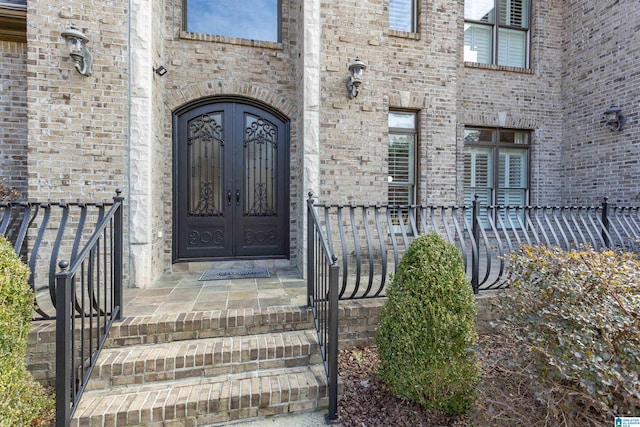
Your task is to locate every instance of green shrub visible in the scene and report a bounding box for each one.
[495,245,640,424]
[375,233,480,415]
[0,235,52,426]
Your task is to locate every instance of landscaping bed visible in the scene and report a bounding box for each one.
[338,333,548,427]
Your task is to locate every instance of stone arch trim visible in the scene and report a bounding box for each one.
[460,112,542,129]
[388,90,427,110]
[166,80,294,118]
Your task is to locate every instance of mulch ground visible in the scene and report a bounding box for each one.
[337,334,546,427]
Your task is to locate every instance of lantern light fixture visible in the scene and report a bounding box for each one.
[61,24,93,76]
[346,57,367,99]
[601,105,626,132]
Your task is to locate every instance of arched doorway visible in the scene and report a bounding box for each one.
[173,99,290,261]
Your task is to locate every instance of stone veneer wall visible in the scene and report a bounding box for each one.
[0,40,27,196]
[561,1,640,205]
[458,0,565,206]
[25,1,128,201]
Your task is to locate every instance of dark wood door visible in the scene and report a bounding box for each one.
[174,101,289,261]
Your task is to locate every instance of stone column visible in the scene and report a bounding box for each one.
[128,0,153,288]
[301,0,321,277]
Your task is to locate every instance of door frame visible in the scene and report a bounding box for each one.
[172,96,291,263]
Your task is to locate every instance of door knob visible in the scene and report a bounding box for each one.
[236,190,240,206]
[227,190,232,206]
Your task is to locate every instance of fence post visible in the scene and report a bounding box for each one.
[471,195,480,294]
[601,197,610,248]
[113,189,124,320]
[307,193,315,307]
[325,260,340,424]
[55,261,71,427]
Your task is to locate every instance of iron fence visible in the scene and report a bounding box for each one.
[307,193,640,425]
[0,190,124,427]
[311,196,640,297]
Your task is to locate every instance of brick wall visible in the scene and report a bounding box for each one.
[25,1,128,201]
[337,294,500,350]
[0,40,28,196]
[561,1,640,205]
[318,0,461,205]
[317,0,567,207]
[158,0,302,266]
[151,0,168,279]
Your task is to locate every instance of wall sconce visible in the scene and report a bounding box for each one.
[602,105,626,131]
[153,65,167,76]
[61,24,93,76]
[346,57,367,99]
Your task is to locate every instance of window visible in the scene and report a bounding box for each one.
[388,112,417,206]
[389,0,417,32]
[464,128,530,212]
[184,0,280,43]
[464,0,530,68]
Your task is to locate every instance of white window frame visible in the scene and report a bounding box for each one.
[464,0,531,68]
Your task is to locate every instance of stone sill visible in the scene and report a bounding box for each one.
[180,31,284,50]
[464,61,534,74]
[389,29,421,40]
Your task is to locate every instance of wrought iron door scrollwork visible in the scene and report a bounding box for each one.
[244,117,277,148]
[245,183,276,216]
[189,181,224,217]
[188,114,224,145]
[188,229,224,246]
[244,229,277,245]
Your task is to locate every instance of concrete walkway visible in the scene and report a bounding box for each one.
[214,410,333,426]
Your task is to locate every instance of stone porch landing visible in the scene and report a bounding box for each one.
[123,264,308,316]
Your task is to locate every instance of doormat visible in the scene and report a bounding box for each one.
[198,268,270,281]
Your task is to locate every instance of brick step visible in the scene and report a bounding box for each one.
[106,306,314,347]
[72,364,329,427]
[86,330,322,391]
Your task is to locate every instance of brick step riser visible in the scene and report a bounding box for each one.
[106,309,314,348]
[73,366,330,427]
[86,346,322,392]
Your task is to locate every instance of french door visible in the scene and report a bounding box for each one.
[174,100,289,260]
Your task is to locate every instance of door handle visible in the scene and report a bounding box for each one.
[236,190,240,206]
[227,190,232,206]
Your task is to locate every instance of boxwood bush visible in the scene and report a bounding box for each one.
[495,245,640,423]
[0,235,52,426]
[375,233,480,415]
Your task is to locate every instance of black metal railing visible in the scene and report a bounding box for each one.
[307,193,339,424]
[0,190,124,427]
[307,193,639,424]
[0,192,124,320]
[55,190,123,426]
[311,196,640,298]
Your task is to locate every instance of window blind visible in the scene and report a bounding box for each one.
[388,134,415,205]
[500,0,528,28]
[498,28,526,67]
[464,24,493,64]
[389,0,414,32]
